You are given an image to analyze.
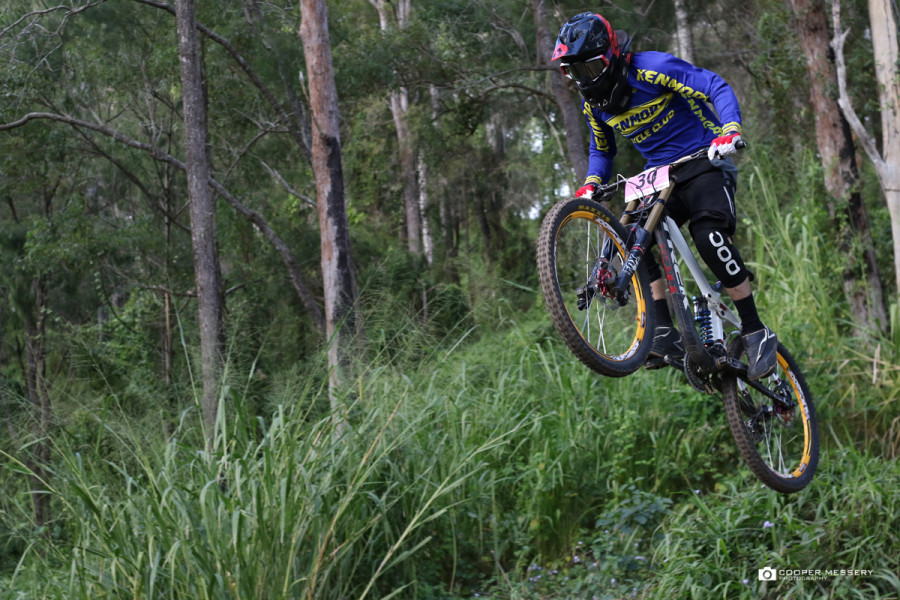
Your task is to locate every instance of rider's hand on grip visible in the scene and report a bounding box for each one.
[575,183,596,199]
[708,132,742,160]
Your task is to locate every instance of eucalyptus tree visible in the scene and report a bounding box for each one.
[368,0,424,256]
[787,0,887,334]
[833,0,900,297]
[176,0,225,436]
[299,0,360,420]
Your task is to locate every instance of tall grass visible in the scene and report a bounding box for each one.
[742,158,900,455]
[3,376,526,599]
[646,441,900,599]
[2,165,898,599]
[3,301,899,598]
[0,302,746,599]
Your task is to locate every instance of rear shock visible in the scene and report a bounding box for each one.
[693,296,713,347]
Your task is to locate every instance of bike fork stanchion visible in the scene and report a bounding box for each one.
[610,184,677,303]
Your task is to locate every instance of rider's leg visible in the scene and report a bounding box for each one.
[689,218,776,378]
[644,256,684,361]
[650,161,775,377]
[724,278,763,332]
[689,219,762,328]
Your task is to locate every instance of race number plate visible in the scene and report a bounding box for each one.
[624,165,670,202]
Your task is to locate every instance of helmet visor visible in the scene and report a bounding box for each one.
[561,53,610,84]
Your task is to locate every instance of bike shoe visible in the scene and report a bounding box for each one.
[742,325,778,380]
[647,325,684,360]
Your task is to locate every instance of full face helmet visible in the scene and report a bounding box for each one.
[552,13,633,113]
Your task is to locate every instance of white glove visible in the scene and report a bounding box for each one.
[575,183,596,199]
[708,132,742,160]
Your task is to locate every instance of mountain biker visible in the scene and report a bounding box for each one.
[552,12,777,380]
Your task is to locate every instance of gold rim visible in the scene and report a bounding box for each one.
[557,211,648,362]
[777,353,813,478]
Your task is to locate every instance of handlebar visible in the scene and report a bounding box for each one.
[593,140,747,199]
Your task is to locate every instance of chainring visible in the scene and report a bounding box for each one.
[683,354,716,394]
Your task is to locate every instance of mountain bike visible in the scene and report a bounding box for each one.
[536,146,819,493]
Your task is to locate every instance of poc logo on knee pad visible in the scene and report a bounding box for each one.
[708,231,741,277]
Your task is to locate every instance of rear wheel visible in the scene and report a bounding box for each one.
[536,197,654,377]
[720,337,819,493]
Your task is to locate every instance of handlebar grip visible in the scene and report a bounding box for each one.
[735,139,747,150]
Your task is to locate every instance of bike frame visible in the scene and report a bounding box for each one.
[602,148,755,381]
[607,151,790,400]
[656,216,740,374]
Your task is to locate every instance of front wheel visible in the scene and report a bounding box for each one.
[720,337,819,493]
[536,197,654,377]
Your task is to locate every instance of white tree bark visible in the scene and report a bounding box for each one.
[673,0,695,63]
[418,151,434,265]
[832,0,900,293]
[370,0,422,255]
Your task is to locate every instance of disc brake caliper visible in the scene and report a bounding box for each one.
[772,378,796,424]
[577,259,616,310]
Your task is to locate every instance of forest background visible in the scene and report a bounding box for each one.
[1,0,899,598]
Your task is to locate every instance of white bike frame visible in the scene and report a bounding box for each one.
[662,217,741,345]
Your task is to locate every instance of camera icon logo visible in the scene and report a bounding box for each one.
[758,567,778,581]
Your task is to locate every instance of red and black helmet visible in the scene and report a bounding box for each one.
[553,13,633,113]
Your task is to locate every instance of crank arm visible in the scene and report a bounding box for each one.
[716,356,787,404]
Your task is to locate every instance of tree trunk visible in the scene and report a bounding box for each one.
[673,0,695,63]
[391,87,422,254]
[832,0,900,295]
[418,150,434,265]
[867,0,900,295]
[532,0,588,186]
[299,0,360,421]
[370,0,422,255]
[176,0,226,439]
[789,0,887,333]
[23,277,51,529]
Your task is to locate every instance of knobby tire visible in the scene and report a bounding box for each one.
[720,338,820,493]
[537,197,654,377]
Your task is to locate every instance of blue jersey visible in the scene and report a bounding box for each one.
[582,51,742,185]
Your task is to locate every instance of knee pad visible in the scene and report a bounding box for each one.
[689,219,748,288]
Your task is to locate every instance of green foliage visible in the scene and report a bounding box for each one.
[4,294,898,598]
[1,1,899,598]
[646,443,900,599]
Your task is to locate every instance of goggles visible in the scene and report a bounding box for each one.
[561,52,612,84]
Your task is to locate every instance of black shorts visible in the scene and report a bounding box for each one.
[664,157,738,234]
[643,157,739,282]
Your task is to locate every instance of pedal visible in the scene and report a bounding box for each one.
[644,354,684,371]
[644,356,666,370]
